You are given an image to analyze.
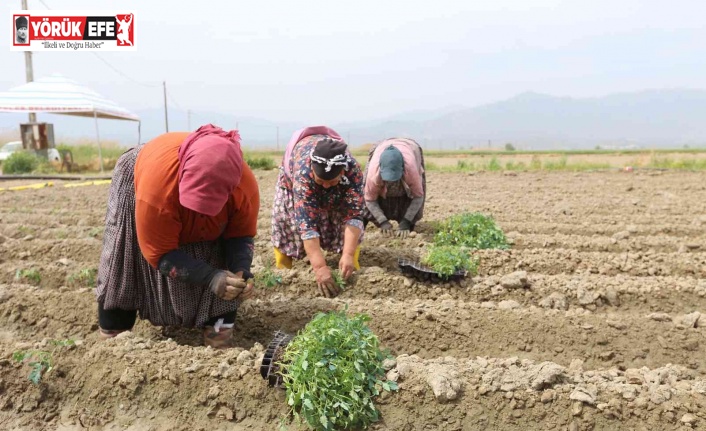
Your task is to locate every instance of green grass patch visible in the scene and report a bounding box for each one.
[281,309,397,431]
[647,155,706,170]
[245,155,276,170]
[56,143,126,166]
[486,157,502,171]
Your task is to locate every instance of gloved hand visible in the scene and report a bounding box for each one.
[396,218,413,239]
[226,270,255,301]
[209,270,247,301]
[380,221,393,237]
[314,266,341,298]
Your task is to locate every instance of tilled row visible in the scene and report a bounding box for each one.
[3,286,705,374]
[2,332,704,431]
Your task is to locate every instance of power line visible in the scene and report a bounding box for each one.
[166,90,184,111]
[89,53,161,87]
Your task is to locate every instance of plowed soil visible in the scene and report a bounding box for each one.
[1,170,705,430]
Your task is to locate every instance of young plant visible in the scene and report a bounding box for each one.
[88,227,103,238]
[422,245,479,277]
[13,339,75,385]
[256,267,283,288]
[15,268,41,285]
[281,310,397,431]
[68,268,97,287]
[332,270,346,290]
[434,212,509,250]
[18,225,35,236]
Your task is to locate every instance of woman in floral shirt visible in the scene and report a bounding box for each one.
[271,126,364,298]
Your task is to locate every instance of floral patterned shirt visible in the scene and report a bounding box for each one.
[284,135,364,240]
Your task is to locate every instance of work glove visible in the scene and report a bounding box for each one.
[380,221,394,237]
[396,218,413,239]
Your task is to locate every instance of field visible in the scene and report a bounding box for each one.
[1,167,706,430]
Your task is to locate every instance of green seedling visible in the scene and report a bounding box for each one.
[257,267,283,288]
[434,212,509,250]
[280,309,397,431]
[68,268,97,288]
[88,227,103,238]
[15,268,41,285]
[18,225,35,236]
[13,339,75,385]
[332,270,346,290]
[422,245,479,277]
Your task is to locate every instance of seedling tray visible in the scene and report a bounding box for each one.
[398,258,467,283]
[260,330,293,388]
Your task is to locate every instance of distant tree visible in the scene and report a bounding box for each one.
[595,145,602,150]
[504,143,516,151]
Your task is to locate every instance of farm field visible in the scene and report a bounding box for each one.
[1,168,706,430]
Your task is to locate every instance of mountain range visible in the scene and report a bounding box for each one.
[1,89,706,150]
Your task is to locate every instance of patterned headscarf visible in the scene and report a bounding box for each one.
[310,137,350,180]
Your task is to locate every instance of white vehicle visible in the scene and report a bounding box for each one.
[0,141,23,162]
[0,141,61,163]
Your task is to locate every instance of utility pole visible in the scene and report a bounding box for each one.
[187,109,192,130]
[276,126,279,151]
[162,81,169,132]
[22,0,36,123]
[347,132,351,145]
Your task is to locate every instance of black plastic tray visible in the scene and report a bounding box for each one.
[260,330,293,388]
[398,258,467,283]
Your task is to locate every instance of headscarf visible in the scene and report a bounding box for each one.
[310,137,350,180]
[177,124,243,216]
[283,126,342,178]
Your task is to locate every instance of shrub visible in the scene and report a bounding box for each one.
[281,310,397,431]
[434,212,509,250]
[422,245,479,277]
[3,151,38,174]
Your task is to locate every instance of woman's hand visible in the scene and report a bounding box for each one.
[209,271,246,301]
[226,271,255,301]
[314,266,340,298]
[339,254,356,280]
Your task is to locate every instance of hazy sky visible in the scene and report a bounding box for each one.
[2,0,706,124]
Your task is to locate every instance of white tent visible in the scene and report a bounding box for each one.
[0,74,140,172]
